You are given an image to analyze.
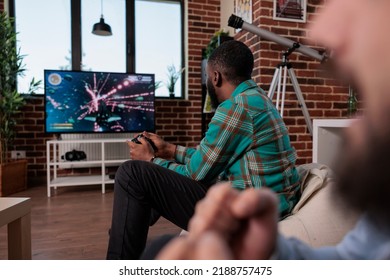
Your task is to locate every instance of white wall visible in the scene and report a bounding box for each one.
[220,0,235,34]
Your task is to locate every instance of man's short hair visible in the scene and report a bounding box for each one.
[208,40,254,85]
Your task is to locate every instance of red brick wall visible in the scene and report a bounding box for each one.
[12,97,54,181]
[157,0,221,146]
[2,0,221,184]
[235,0,349,164]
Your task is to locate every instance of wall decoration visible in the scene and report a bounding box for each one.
[273,0,307,23]
[235,0,252,25]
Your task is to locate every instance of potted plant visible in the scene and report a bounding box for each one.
[204,30,231,59]
[0,12,41,196]
[166,64,185,98]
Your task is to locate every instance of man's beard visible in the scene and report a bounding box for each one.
[207,78,220,109]
[335,116,390,226]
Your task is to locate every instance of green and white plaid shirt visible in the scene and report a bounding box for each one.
[154,80,300,215]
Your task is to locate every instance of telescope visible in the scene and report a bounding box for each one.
[228,14,327,135]
[228,14,327,62]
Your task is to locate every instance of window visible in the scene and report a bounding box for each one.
[10,0,184,98]
[135,0,183,97]
[81,0,126,72]
[13,0,71,93]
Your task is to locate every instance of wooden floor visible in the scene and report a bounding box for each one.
[0,185,181,260]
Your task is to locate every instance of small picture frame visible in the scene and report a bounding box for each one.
[273,0,307,23]
[235,0,252,25]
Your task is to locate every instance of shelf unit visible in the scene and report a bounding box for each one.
[312,119,355,168]
[46,139,129,197]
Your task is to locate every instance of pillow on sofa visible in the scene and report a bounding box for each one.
[278,163,360,247]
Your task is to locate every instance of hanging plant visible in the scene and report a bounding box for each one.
[205,30,230,59]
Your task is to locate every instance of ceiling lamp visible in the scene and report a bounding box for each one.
[92,0,112,36]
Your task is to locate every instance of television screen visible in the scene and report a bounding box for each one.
[44,70,155,133]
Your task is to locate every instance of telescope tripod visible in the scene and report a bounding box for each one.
[268,49,313,135]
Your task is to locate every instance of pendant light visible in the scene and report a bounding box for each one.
[92,0,112,36]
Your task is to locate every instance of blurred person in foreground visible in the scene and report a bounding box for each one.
[158,0,390,260]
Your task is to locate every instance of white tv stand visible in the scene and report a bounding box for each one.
[46,138,130,197]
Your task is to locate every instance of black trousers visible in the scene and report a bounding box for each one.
[106,160,210,260]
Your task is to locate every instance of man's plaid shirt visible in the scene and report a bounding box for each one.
[154,80,300,215]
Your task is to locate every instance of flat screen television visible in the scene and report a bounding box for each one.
[44,70,155,133]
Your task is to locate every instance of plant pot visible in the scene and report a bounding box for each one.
[169,92,175,99]
[0,159,28,197]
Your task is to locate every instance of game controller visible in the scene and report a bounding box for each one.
[130,134,158,152]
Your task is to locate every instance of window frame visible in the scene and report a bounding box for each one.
[8,0,185,99]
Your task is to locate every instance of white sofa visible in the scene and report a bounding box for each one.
[278,163,360,247]
[181,164,359,247]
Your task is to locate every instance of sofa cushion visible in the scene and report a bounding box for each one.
[278,163,360,247]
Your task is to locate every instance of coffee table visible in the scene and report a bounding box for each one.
[0,197,32,259]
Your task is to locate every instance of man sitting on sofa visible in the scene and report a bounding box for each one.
[107,40,300,260]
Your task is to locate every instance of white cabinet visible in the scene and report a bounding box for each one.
[312,119,355,168]
[46,139,130,197]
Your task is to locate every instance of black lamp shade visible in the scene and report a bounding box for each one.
[92,16,112,36]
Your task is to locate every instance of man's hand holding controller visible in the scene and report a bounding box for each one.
[127,132,177,161]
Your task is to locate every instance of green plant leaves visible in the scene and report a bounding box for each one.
[205,30,230,59]
[0,12,41,163]
[166,64,185,94]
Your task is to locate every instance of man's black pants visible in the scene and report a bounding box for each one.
[106,160,210,259]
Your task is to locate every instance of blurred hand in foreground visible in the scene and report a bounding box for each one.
[158,183,279,260]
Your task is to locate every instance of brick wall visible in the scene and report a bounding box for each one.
[1,0,221,185]
[159,0,221,146]
[12,97,55,182]
[234,0,349,164]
